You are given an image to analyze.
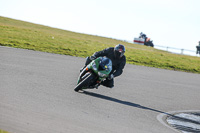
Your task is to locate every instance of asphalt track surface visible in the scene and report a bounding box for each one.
[0,46,200,133]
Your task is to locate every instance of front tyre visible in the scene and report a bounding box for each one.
[74,73,95,92]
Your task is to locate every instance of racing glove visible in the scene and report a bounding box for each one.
[90,55,96,60]
[108,74,114,80]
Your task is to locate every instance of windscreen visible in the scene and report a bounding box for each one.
[99,57,112,71]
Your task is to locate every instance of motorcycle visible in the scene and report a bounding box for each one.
[144,38,154,47]
[74,57,112,92]
[139,33,154,47]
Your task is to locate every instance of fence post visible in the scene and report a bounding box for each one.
[181,49,184,54]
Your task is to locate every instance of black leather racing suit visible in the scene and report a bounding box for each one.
[92,47,126,88]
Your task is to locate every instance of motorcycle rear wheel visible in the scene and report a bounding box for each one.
[74,73,95,92]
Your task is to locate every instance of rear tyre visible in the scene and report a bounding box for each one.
[74,73,95,92]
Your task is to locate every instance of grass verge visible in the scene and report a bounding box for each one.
[0,129,9,133]
[1,16,200,74]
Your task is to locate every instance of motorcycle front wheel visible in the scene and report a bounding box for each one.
[74,73,95,92]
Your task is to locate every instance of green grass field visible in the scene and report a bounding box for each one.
[0,129,9,133]
[1,16,200,74]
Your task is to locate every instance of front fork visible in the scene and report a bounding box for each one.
[77,67,88,84]
[78,67,100,87]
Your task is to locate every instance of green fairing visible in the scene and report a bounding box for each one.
[87,57,112,80]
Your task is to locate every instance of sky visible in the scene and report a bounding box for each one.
[1,0,200,55]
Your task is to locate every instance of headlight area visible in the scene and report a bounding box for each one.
[98,72,107,77]
[92,62,97,71]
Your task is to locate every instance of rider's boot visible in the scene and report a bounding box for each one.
[94,84,100,89]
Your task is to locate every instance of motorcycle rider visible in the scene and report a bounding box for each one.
[197,41,200,54]
[82,44,126,88]
[139,32,147,39]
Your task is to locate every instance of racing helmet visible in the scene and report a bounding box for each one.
[114,44,125,59]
